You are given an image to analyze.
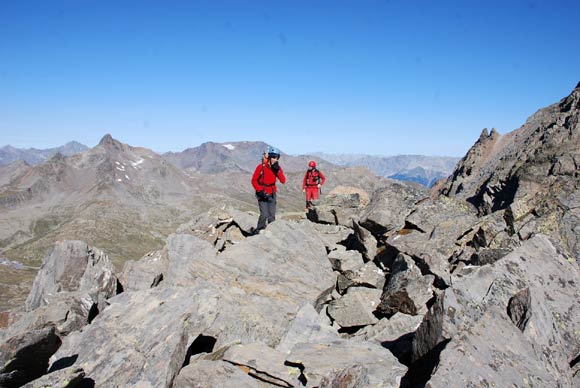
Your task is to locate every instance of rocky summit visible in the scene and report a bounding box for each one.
[0,84,579,387]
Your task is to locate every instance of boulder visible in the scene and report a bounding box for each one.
[354,312,423,344]
[413,235,580,386]
[309,192,364,227]
[386,197,480,285]
[25,240,117,313]
[223,343,301,387]
[119,250,166,291]
[174,360,269,388]
[327,287,382,328]
[327,246,364,273]
[337,261,386,294]
[22,366,85,388]
[376,254,435,317]
[286,339,407,387]
[352,221,377,262]
[276,304,340,354]
[0,326,61,387]
[360,180,428,238]
[48,286,218,388]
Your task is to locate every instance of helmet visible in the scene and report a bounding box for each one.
[308,160,316,167]
[266,146,280,159]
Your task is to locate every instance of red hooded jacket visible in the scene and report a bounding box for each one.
[302,168,326,189]
[251,160,286,195]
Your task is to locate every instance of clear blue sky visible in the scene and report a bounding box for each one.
[1,0,579,157]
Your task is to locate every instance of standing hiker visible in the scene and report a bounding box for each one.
[251,146,286,233]
[302,160,325,211]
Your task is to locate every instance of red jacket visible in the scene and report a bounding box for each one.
[252,161,286,195]
[302,168,325,189]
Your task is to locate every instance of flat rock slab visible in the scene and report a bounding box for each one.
[174,360,270,388]
[287,340,407,388]
[223,343,301,387]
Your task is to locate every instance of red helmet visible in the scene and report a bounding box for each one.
[308,160,316,167]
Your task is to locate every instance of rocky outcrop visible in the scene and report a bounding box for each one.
[0,241,118,387]
[25,241,116,312]
[12,215,403,387]
[437,83,580,262]
[411,235,580,387]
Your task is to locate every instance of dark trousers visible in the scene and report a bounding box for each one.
[257,193,277,231]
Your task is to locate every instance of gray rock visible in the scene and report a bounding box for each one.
[360,180,428,237]
[327,246,365,273]
[437,84,580,262]
[327,287,382,328]
[156,220,336,350]
[164,233,218,287]
[507,287,532,332]
[175,207,258,248]
[287,339,407,387]
[469,248,512,266]
[385,197,480,285]
[2,293,94,340]
[353,312,423,343]
[174,360,269,388]
[414,235,580,386]
[49,286,217,388]
[22,367,85,388]
[377,254,435,317]
[352,221,377,262]
[276,304,340,354]
[25,240,117,313]
[318,365,370,388]
[338,261,386,294]
[309,193,363,226]
[223,343,301,387]
[310,223,353,252]
[0,326,61,388]
[119,250,166,291]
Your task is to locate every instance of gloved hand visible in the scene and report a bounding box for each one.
[270,161,280,174]
[256,190,268,200]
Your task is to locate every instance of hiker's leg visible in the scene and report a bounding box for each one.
[256,199,268,230]
[267,194,277,223]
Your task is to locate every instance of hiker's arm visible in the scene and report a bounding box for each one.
[277,167,286,184]
[319,171,326,186]
[251,165,262,191]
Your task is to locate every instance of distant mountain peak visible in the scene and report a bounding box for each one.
[98,134,126,152]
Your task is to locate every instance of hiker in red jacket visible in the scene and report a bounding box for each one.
[251,147,286,233]
[302,160,325,211]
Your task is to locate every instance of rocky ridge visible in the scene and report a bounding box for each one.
[1,84,579,387]
[1,173,579,386]
[436,82,580,262]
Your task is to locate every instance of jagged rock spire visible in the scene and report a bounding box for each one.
[98,134,126,152]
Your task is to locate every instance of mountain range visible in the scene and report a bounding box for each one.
[315,153,460,187]
[0,142,88,166]
[0,136,384,310]
[2,142,458,187]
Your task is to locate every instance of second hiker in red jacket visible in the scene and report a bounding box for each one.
[302,160,325,211]
[251,147,286,233]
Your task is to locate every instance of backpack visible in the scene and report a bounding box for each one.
[305,169,321,186]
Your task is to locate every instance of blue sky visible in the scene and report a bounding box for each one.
[1,0,578,156]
